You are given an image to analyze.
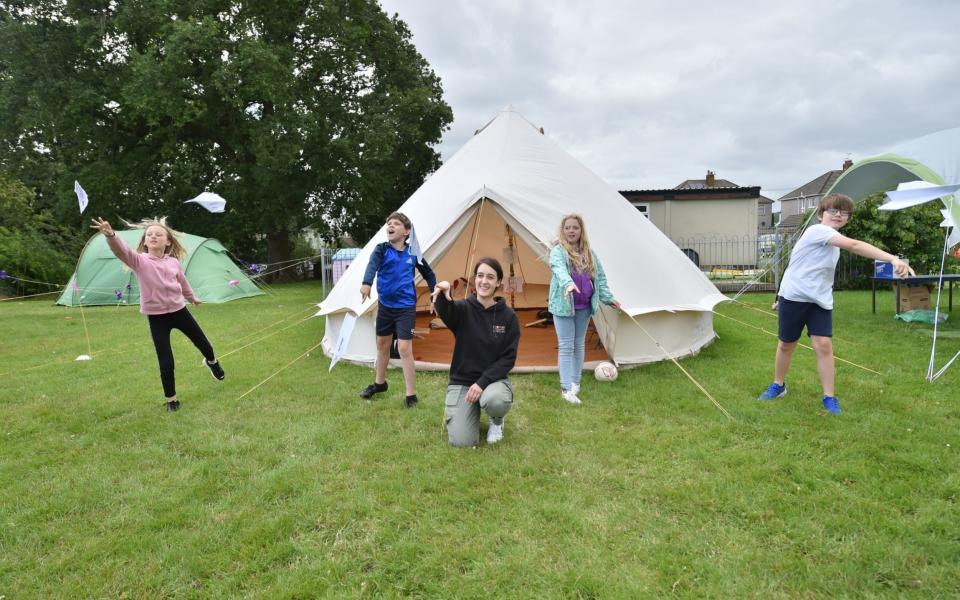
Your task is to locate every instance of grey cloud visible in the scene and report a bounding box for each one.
[379,0,960,198]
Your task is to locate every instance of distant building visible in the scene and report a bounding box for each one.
[757,194,774,233]
[621,171,761,267]
[776,159,853,232]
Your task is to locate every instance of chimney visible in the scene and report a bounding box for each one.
[842,159,853,171]
[705,170,716,187]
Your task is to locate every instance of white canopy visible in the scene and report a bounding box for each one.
[318,109,727,369]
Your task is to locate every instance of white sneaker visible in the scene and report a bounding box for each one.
[562,390,582,405]
[571,382,580,395]
[487,421,504,444]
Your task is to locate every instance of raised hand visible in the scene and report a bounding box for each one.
[90,217,115,237]
[431,280,452,304]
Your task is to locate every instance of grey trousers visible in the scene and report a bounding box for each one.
[445,379,514,447]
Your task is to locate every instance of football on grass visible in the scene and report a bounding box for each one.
[594,361,618,382]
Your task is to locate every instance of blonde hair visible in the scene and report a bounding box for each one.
[556,214,595,276]
[123,216,188,261]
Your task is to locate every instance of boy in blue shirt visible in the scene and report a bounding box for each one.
[359,212,436,407]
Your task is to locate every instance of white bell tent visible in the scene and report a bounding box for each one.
[826,126,960,380]
[318,109,728,370]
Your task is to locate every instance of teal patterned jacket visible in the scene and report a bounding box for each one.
[547,245,614,317]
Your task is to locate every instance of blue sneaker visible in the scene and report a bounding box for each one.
[822,395,842,415]
[758,382,787,400]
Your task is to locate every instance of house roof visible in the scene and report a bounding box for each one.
[621,187,761,201]
[675,178,740,189]
[758,194,774,205]
[776,213,808,230]
[778,170,842,201]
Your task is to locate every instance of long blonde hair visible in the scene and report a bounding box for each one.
[556,214,595,276]
[123,216,188,261]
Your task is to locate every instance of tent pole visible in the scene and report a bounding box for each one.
[463,197,486,283]
[506,224,516,308]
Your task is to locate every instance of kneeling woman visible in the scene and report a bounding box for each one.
[432,258,520,446]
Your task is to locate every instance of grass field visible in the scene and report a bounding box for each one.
[2,282,959,598]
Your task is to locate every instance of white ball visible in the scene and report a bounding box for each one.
[594,361,618,382]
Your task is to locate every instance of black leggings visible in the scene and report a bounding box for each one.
[148,307,216,398]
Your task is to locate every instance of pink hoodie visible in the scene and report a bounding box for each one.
[106,234,197,315]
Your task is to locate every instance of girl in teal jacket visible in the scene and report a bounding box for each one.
[548,214,620,404]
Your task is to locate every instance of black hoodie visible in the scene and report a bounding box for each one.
[434,293,520,388]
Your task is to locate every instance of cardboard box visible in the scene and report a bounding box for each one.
[895,282,930,313]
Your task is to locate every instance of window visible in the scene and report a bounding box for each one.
[635,203,650,218]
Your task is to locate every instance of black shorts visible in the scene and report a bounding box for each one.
[376,305,416,340]
[777,297,833,342]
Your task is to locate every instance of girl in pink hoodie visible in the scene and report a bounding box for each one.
[91,217,225,411]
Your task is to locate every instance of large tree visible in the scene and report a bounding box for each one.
[0,0,452,265]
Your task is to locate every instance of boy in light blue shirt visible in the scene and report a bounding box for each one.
[758,194,913,414]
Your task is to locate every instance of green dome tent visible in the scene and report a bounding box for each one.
[826,126,960,249]
[57,229,263,306]
[825,126,960,381]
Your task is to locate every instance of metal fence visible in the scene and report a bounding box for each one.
[669,234,873,293]
[307,238,876,298]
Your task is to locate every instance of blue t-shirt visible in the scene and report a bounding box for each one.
[362,242,436,309]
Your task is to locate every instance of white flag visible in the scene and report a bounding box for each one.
[408,225,423,265]
[74,181,89,214]
[328,312,357,372]
[185,191,227,213]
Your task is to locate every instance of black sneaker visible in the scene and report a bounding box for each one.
[405,394,418,408]
[360,381,388,399]
[166,399,180,412]
[204,358,225,381]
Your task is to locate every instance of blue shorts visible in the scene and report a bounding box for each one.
[376,305,416,340]
[777,297,833,342]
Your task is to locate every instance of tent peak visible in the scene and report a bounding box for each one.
[473,108,545,137]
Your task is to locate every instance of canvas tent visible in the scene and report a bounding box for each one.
[318,109,728,370]
[57,229,263,306]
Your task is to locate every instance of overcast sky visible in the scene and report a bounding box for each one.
[377,0,960,202]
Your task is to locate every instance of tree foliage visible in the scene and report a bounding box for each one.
[0,173,80,296]
[0,1,452,265]
[842,191,959,278]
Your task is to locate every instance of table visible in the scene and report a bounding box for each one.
[871,274,960,314]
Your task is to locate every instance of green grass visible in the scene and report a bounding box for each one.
[1,283,959,598]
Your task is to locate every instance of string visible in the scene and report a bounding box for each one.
[234,340,323,402]
[623,312,734,421]
[711,309,881,375]
[217,313,318,360]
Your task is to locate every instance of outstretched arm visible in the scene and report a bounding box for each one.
[828,235,915,277]
[432,283,462,331]
[91,217,141,271]
[593,253,620,310]
[549,245,579,300]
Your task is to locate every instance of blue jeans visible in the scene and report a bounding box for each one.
[554,308,592,391]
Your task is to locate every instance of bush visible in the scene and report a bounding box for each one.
[0,174,80,297]
[841,191,957,281]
